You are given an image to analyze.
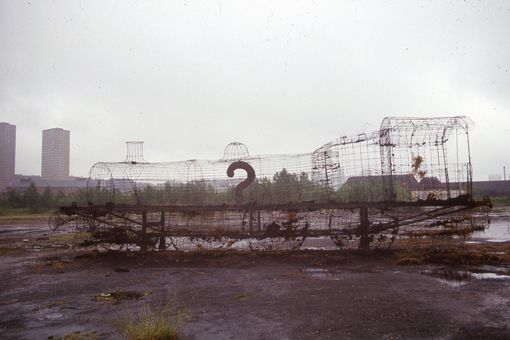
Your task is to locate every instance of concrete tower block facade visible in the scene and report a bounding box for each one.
[0,122,16,192]
[42,128,70,180]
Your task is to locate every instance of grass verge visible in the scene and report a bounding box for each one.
[396,243,510,266]
[0,247,24,256]
[110,294,188,340]
[0,213,52,225]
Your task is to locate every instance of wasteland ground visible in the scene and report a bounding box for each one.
[2,217,510,340]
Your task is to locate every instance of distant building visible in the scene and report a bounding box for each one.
[42,128,70,181]
[489,174,502,181]
[472,180,510,198]
[0,122,16,192]
[342,174,470,200]
[6,176,88,195]
[343,174,420,190]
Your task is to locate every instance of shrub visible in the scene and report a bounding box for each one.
[110,294,188,340]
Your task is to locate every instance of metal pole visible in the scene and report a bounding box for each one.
[249,210,254,233]
[140,211,147,255]
[359,206,371,253]
[258,210,261,231]
[159,211,166,251]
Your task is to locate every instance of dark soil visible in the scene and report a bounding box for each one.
[1,223,510,339]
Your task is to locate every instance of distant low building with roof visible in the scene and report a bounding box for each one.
[6,176,87,195]
[472,180,510,198]
[341,174,471,201]
[343,174,420,190]
[412,176,453,200]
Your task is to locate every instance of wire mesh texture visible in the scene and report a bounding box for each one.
[85,116,474,205]
[51,116,491,251]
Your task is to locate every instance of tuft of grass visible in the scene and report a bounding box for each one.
[234,294,252,301]
[92,289,152,302]
[110,294,188,340]
[423,249,502,265]
[31,261,69,269]
[396,257,422,266]
[51,330,100,340]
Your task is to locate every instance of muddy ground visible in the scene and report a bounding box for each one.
[2,222,510,339]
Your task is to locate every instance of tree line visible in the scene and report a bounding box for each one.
[84,169,332,206]
[0,182,79,214]
[87,168,411,206]
[1,169,413,214]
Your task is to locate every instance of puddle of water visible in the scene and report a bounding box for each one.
[475,217,510,241]
[421,270,472,286]
[301,268,339,278]
[231,240,251,250]
[471,272,510,280]
[420,269,510,286]
[44,312,64,320]
[301,237,339,251]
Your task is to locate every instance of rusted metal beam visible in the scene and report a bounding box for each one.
[59,196,491,216]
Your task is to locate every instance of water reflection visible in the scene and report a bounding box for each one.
[473,215,510,241]
[420,269,510,286]
[301,268,340,278]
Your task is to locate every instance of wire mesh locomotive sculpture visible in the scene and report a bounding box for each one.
[50,116,492,252]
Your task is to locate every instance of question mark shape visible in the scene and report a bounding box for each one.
[227,161,256,199]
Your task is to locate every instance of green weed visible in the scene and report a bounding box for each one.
[91,289,152,302]
[0,247,24,256]
[234,294,252,301]
[110,294,188,340]
[50,330,100,340]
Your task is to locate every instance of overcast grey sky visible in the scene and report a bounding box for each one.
[1,0,509,181]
